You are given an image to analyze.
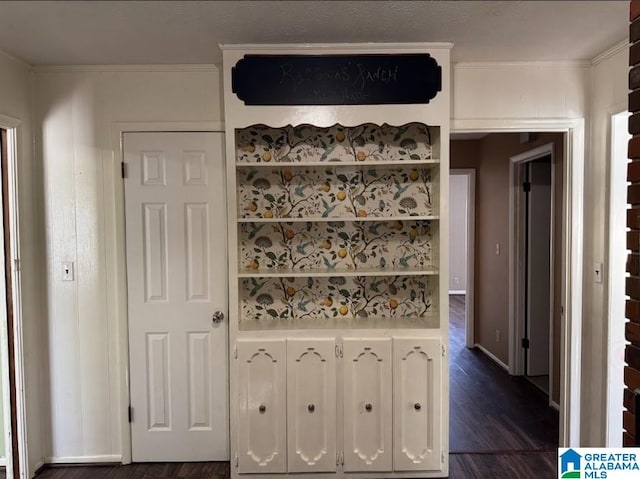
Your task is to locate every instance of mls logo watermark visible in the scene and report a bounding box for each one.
[558,448,640,478]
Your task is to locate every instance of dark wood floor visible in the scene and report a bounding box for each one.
[449,294,558,453]
[35,295,558,479]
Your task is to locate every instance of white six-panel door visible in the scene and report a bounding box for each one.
[124,132,228,461]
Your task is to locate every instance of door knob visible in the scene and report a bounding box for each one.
[259,404,266,414]
[212,311,225,324]
[308,404,315,413]
[365,403,373,412]
[414,402,422,411]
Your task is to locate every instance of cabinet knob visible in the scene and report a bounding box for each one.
[259,404,266,413]
[308,404,315,413]
[365,403,373,412]
[414,402,422,411]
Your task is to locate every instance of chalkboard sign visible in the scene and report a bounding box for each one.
[231,54,441,106]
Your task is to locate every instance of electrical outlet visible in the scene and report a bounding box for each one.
[495,330,501,342]
[62,262,74,281]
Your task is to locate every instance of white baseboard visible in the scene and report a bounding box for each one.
[474,343,509,371]
[44,455,122,465]
[32,459,45,475]
[0,457,6,467]
[449,290,466,295]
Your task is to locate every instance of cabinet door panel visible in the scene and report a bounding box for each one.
[393,338,442,471]
[343,338,392,472]
[287,338,336,472]
[237,339,287,473]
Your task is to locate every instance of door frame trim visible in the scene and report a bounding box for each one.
[0,112,27,479]
[451,118,584,448]
[508,143,555,393]
[450,169,476,349]
[110,121,225,464]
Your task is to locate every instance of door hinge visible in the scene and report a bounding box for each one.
[233,343,238,359]
[128,405,133,423]
[335,344,343,358]
[121,162,127,179]
[234,453,238,468]
[442,344,446,357]
[336,452,344,466]
[522,181,531,193]
[13,259,20,272]
[521,338,530,349]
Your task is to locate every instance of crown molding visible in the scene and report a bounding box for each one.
[0,48,32,70]
[453,60,591,70]
[33,64,220,73]
[591,38,629,66]
[220,42,454,52]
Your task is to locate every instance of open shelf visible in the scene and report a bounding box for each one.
[237,165,438,220]
[238,266,439,278]
[236,123,439,165]
[239,219,437,272]
[238,215,439,223]
[236,159,440,168]
[238,314,440,331]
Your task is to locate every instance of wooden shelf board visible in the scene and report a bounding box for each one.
[236,159,440,168]
[237,215,439,223]
[238,315,440,331]
[238,266,438,278]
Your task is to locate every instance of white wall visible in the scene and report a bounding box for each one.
[28,45,626,466]
[452,44,629,446]
[33,66,222,463]
[585,43,630,446]
[449,173,468,292]
[0,51,44,477]
[452,61,590,120]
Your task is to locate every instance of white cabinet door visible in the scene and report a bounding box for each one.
[343,338,392,472]
[287,339,336,473]
[237,339,287,474]
[393,338,442,471]
[125,132,228,461]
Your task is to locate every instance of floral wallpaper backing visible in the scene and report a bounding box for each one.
[237,166,435,219]
[240,220,435,272]
[241,275,436,322]
[235,123,436,164]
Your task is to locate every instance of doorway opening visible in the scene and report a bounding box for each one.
[0,116,28,479]
[510,144,555,400]
[449,132,566,454]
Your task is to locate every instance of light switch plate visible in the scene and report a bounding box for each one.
[62,262,74,281]
[593,262,603,284]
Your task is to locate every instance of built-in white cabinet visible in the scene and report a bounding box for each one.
[393,338,443,471]
[236,337,443,476]
[237,339,287,474]
[224,43,450,479]
[287,339,337,472]
[343,338,393,473]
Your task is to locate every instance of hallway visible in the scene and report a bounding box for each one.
[449,295,558,452]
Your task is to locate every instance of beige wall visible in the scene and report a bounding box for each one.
[451,133,563,405]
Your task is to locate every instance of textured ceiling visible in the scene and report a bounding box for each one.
[0,1,629,65]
